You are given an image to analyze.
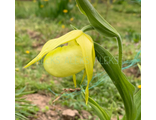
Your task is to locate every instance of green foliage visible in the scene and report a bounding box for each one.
[15,32,58,92]
[115,0,126,4]
[15,1,37,19]
[15,1,141,119]
[15,0,75,19]
[41,106,49,113]
[112,0,141,13]
[60,72,137,116]
[85,93,111,120]
[76,0,122,68]
[137,63,141,71]
[122,90,141,120]
[75,1,141,119]
[15,86,39,120]
[134,90,141,120]
[125,29,141,43]
[94,42,136,120]
[45,106,50,111]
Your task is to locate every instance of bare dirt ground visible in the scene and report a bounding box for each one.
[24,93,99,120]
[123,66,141,78]
[24,93,122,120]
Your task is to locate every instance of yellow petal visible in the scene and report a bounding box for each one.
[76,34,94,81]
[84,33,95,64]
[68,40,78,46]
[85,86,89,104]
[24,30,83,68]
[76,33,94,104]
[73,74,77,87]
[80,70,86,84]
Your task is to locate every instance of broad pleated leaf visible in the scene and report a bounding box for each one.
[121,90,141,120]
[134,90,141,120]
[94,42,136,120]
[76,0,119,37]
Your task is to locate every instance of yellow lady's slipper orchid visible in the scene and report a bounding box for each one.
[24,30,95,104]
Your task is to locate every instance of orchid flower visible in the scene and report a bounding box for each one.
[24,30,95,104]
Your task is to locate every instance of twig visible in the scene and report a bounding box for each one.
[52,88,81,104]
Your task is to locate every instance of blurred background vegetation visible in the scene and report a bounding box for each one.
[15,0,141,119]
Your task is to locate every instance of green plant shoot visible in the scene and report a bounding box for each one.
[24,0,141,120]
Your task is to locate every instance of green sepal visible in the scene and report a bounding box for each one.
[76,0,119,37]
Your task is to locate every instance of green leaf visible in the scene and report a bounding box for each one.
[94,42,136,120]
[76,0,123,68]
[88,97,110,120]
[76,0,119,37]
[15,86,26,95]
[117,114,120,120]
[15,113,28,120]
[122,115,126,120]
[70,24,78,30]
[76,0,86,15]
[137,63,141,71]
[81,91,110,120]
[15,87,37,120]
[89,103,109,120]
[15,91,35,97]
[121,90,141,120]
[134,90,141,120]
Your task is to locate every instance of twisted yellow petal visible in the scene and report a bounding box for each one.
[83,33,95,64]
[80,70,86,84]
[24,30,83,68]
[80,34,95,86]
[73,74,77,87]
[76,33,95,104]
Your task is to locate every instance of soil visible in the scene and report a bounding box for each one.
[27,30,46,51]
[24,93,121,120]
[111,116,123,120]
[123,66,141,78]
[24,93,100,120]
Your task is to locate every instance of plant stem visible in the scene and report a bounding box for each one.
[116,35,123,69]
[81,25,94,32]
[81,25,123,69]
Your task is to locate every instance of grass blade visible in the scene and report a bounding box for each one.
[81,91,110,120]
